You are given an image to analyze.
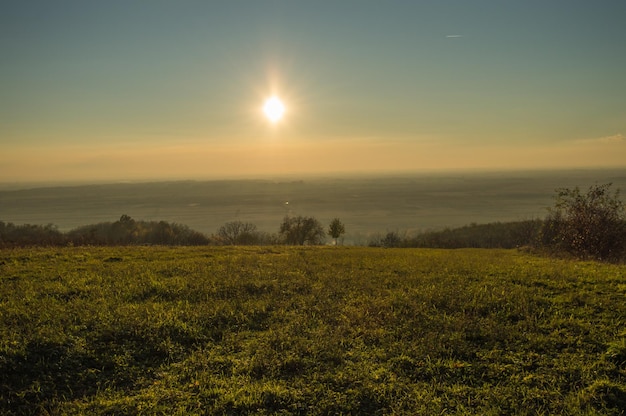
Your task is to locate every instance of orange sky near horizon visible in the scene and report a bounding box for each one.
[3,133,625,183]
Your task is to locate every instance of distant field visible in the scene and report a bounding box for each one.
[2,169,626,244]
[1,246,625,414]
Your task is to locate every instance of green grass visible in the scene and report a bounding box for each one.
[1,246,625,415]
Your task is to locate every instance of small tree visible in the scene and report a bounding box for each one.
[328,218,346,245]
[279,215,325,245]
[541,183,625,261]
[217,221,259,245]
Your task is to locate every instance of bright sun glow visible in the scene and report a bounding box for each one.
[262,96,285,123]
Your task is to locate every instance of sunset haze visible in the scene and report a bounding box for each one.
[2,1,625,182]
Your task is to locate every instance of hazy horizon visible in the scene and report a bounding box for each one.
[2,1,625,183]
[2,166,625,191]
[3,169,626,245]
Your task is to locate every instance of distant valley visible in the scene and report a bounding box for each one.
[2,169,625,244]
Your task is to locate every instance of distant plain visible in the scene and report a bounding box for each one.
[1,169,625,244]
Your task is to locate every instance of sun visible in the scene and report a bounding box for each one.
[262,96,285,123]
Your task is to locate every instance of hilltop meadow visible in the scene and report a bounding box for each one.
[1,246,625,415]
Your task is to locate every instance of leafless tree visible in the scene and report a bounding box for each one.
[218,221,259,245]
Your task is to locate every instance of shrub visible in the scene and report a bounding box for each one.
[540,183,626,261]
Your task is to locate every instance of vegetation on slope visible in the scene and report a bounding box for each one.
[1,246,625,415]
[1,183,625,263]
[369,220,543,249]
[0,216,209,248]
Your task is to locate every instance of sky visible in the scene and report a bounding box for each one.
[2,1,626,183]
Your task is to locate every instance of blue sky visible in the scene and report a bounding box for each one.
[2,1,625,182]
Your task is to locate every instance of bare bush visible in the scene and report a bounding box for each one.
[540,183,625,261]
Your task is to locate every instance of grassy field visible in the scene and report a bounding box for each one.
[1,246,625,415]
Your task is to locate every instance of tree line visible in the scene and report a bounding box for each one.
[0,215,209,247]
[1,184,624,262]
[0,215,344,248]
[367,220,543,250]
